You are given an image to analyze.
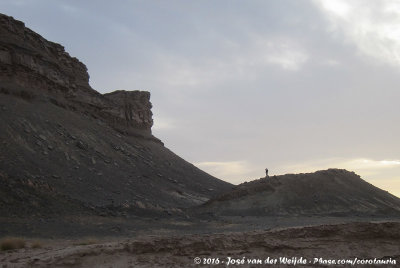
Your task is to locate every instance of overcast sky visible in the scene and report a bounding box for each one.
[1,0,400,197]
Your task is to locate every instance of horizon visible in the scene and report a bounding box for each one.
[1,0,399,197]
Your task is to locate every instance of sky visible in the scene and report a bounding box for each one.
[1,0,400,197]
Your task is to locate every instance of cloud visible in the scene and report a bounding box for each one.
[282,157,400,174]
[252,35,309,71]
[152,116,176,131]
[195,160,258,184]
[60,3,80,14]
[317,0,351,18]
[349,159,400,169]
[3,0,35,7]
[145,34,309,90]
[321,59,341,66]
[313,0,400,66]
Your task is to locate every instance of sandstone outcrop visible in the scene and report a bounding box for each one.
[0,13,154,138]
[0,14,93,96]
[0,13,232,217]
[104,90,154,132]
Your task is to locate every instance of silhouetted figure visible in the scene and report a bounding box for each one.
[265,168,269,178]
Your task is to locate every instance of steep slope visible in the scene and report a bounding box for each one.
[200,169,400,217]
[0,13,232,217]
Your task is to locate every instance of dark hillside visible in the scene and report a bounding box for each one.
[201,169,400,217]
[0,13,232,217]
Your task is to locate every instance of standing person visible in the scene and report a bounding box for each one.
[265,168,269,178]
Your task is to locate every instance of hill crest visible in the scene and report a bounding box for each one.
[201,169,400,217]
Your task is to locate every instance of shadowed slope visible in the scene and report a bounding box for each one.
[0,13,232,217]
[201,169,400,217]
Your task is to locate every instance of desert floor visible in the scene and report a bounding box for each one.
[1,220,399,267]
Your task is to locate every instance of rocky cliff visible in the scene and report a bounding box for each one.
[0,13,154,138]
[104,90,154,133]
[0,13,232,219]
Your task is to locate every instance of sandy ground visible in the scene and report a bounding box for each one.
[1,221,399,267]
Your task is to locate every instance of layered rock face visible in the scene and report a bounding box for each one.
[0,13,232,217]
[0,13,153,137]
[0,14,92,95]
[104,90,154,131]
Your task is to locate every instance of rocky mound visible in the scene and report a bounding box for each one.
[200,169,400,217]
[0,13,232,217]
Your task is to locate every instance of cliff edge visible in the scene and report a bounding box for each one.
[0,13,232,220]
[0,13,155,140]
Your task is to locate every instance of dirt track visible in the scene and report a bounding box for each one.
[1,221,399,267]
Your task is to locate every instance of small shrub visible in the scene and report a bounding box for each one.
[31,240,42,249]
[74,238,99,246]
[0,237,26,251]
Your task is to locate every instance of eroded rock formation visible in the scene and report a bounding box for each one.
[0,13,154,137]
[0,14,92,95]
[0,13,232,217]
[104,90,154,131]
